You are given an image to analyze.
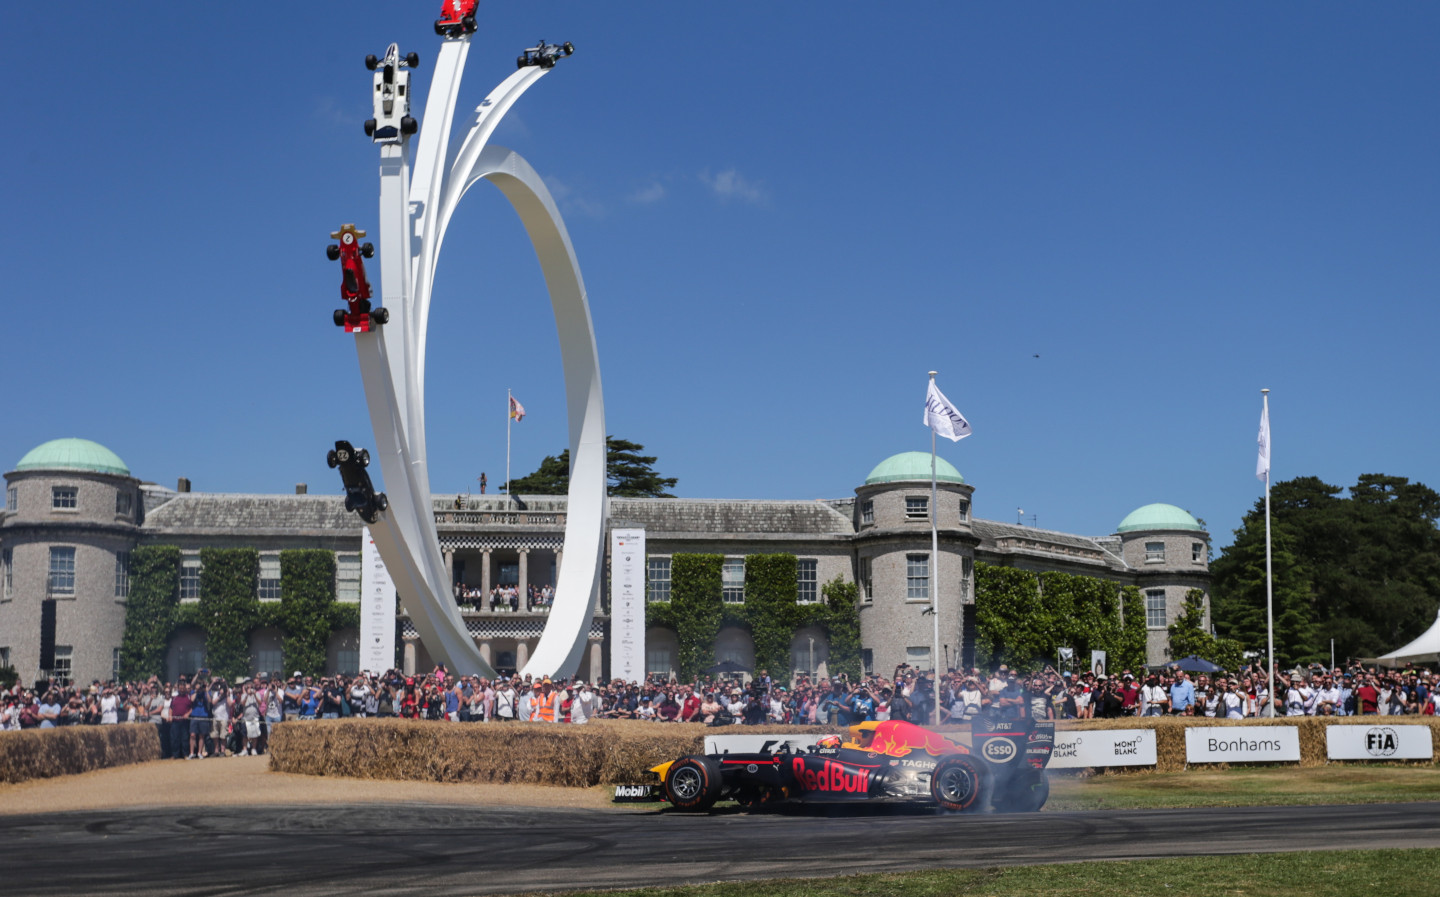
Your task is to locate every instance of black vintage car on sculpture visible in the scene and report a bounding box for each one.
[650,717,1054,813]
[327,440,388,524]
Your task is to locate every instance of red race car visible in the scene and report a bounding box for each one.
[326,224,388,333]
[435,0,479,38]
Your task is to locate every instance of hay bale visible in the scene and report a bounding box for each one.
[0,724,160,784]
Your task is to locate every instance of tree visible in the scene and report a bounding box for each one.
[505,437,677,497]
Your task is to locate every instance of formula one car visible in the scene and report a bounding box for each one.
[517,40,574,69]
[364,44,419,142]
[326,224,388,333]
[650,717,1054,814]
[327,440,388,524]
[435,0,479,38]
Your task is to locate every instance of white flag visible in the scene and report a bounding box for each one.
[923,380,972,442]
[1256,399,1270,483]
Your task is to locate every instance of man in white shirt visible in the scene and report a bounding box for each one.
[495,681,517,721]
[570,681,597,725]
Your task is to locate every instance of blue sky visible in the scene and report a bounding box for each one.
[5,3,1438,548]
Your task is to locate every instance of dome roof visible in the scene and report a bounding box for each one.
[864,451,964,485]
[15,438,131,477]
[1117,503,1203,534]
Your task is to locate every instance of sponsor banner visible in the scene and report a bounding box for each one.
[704,734,824,755]
[608,528,646,685]
[612,784,662,802]
[359,527,396,675]
[1326,725,1434,761]
[1048,729,1157,768]
[1185,726,1300,763]
[1090,650,1107,678]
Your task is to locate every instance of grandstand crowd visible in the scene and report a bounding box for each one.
[1,659,1434,757]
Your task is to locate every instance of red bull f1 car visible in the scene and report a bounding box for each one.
[649,717,1054,813]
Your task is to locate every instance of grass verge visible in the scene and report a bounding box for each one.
[1046,765,1440,810]
[511,849,1439,897]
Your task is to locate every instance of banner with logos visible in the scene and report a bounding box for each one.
[359,527,396,675]
[1326,724,1434,761]
[1048,729,1157,768]
[609,528,646,684]
[1185,726,1300,763]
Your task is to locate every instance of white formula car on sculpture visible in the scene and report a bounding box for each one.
[364,44,420,141]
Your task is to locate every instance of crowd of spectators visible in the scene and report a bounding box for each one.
[452,582,555,612]
[3,660,1435,757]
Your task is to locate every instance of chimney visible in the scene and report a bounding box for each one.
[177,477,191,493]
[295,483,308,495]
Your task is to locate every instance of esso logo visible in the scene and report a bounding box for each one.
[982,739,1018,763]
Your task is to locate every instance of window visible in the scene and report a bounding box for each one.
[722,559,745,603]
[336,554,362,602]
[906,554,930,600]
[0,647,9,669]
[861,648,874,677]
[116,491,132,516]
[861,500,874,525]
[258,555,281,601]
[646,557,671,603]
[113,647,121,681]
[255,649,283,676]
[905,496,929,520]
[958,499,970,521]
[1145,541,1165,563]
[906,646,933,671]
[5,485,15,511]
[52,486,78,510]
[796,559,818,604]
[646,646,674,677]
[1192,542,1207,564]
[48,547,76,595]
[2,548,11,598]
[335,649,359,676]
[114,551,130,598]
[52,646,73,685]
[859,556,872,602]
[180,555,202,601]
[1146,589,1167,629]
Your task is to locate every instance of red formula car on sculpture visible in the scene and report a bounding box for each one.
[326,224,388,333]
[650,717,1054,814]
[436,0,479,38]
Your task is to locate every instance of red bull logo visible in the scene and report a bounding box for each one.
[857,721,958,759]
[792,757,870,794]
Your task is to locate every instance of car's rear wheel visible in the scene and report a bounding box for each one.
[374,493,388,512]
[664,757,722,811]
[401,116,418,135]
[434,21,446,36]
[405,52,419,68]
[563,42,574,55]
[326,244,340,261]
[461,15,475,32]
[994,772,1048,813]
[326,450,338,469]
[364,119,377,137]
[361,242,374,258]
[372,307,389,325]
[333,309,347,327]
[365,55,379,71]
[930,755,990,813]
[358,449,370,467]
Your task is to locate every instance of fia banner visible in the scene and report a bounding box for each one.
[359,527,397,674]
[1185,726,1300,763]
[1047,729,1157,768]
[1326,724,1434,760]
[609,528,646,683]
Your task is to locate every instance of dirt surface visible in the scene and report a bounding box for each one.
[0,755,623,816]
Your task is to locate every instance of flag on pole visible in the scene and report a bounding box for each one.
[923,380,972,442]
[509,396,526,422]
[1256,400,1270,482]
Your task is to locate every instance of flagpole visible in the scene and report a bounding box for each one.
[1262,388,1274,716]
[506,387,513,506]
[929,371,941,725]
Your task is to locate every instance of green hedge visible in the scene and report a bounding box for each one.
[119,546,181,681]
[975,563,1148,673]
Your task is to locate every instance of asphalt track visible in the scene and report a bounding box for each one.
[5,800,1439,896]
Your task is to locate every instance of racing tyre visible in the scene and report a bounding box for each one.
[517,56,528,69]
[994,772,1049,813]
[333,309,346,327]
[435,21,446,36]
[401,116,418,135]
[364,119,377,137]
[326,450,338,469]
[365,55,379,71]
[406,52,420,68]
[664,757,722,811]
[361,242,374,258]
[358,449,370,467]
[930,755,990,813]
[326,244,340,261]
[462,15,476,33]
[372,307,389,325]
[563,42,574,55]
[374,493,388,512]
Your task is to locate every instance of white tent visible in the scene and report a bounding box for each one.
[1376,607,1440,666]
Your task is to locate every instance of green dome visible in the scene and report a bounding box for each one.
[1117,503,1203,534]
[15,438,131,477]
[864,451,964,485]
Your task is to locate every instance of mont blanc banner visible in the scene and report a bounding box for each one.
[360,527,397,674]
[1185,726,1300,763]
[1048,729,1157,769]
[609,528,646,683]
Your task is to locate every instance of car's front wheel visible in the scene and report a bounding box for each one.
[664,757,722,811]
[333,309,347,327]
[358,448,370,467]
[930,755,990,813]
[372,307,389,325]
[326,450,339,469]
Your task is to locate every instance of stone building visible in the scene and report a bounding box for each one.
[1,439,1210,685]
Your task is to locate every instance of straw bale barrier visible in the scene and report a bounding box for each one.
[1058,716,1440,774]
[0,724,161,785]
[269,719,837,786]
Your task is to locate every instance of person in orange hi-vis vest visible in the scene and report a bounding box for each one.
[532,678,558,722]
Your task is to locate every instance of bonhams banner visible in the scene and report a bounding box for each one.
[1326,724,1434,761]
[1048,729,1157,768]
[609,528,646,683]
[360,527,396,674]
[1185,726,1300,763]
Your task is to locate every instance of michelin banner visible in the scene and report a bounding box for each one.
[359,527,396,674]
[1326,724,1434,760]
[1048,729,1157,768]
[609,528,646,684]
[1185,726,1300,763]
